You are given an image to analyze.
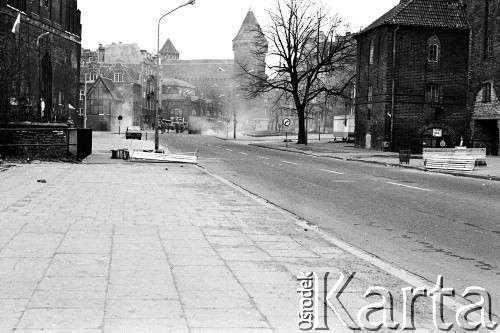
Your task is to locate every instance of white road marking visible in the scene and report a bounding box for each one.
[320,169,345,175]
[257,156,269,160]
[216,146,222,149]
[225,149,233,152]
[282,161,300,165]
[240,152,248,156]
[386,182,434,192]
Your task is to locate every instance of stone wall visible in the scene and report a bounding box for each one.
[0,124,75,159]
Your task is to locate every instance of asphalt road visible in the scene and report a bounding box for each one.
[162,132,500,309]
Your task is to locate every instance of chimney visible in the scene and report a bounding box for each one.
[98,43,105,63]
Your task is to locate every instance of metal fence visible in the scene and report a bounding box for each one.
[0,127,92,160]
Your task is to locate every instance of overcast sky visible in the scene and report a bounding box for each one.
[79,0,398,59]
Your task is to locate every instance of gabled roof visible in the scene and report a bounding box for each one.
[160,38,179,55]
[89,77,125,102]
[357,0,469,37]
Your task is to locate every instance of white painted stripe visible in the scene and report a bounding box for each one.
[225,149,233,152]
[257,156,269,160]
[386,182,433,192]
[320,168,345,175]
[216,146,222,149]
[282,161,300,165]
[240,152,248,156]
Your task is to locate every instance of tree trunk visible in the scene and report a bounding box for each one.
[297,104,307,145]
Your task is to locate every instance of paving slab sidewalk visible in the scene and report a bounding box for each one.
[0,134,459,331]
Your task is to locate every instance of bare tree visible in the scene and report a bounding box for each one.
[238,0,356,144]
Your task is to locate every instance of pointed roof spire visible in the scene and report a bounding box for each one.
[160,38,179,55]
[233,9,261,41]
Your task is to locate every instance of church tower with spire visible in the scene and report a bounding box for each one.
[159,38,179,61]
[232,9,269,131]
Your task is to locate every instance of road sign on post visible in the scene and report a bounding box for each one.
[283,118,291,148]
[118,115,123,135]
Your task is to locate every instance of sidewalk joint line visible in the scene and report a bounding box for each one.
[13,223,73,331]
[101,224,116,331]
[157,226,190,331]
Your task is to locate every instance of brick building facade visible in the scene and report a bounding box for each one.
[79,43,156,131]
[0,0,81,125]
[466,0,500,155]
[354,0,470,153]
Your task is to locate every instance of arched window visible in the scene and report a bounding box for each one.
[427,35,440,62]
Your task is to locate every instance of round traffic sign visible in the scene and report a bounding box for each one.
[283,118,291,127]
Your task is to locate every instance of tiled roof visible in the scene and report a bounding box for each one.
[357,0,469,37]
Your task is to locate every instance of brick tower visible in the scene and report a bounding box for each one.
[232,9,268,131]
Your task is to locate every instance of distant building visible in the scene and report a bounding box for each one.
[85,76,125,131]
[0,0,81,124]
[159,8,270,132]
[80,43,156,131]
[467,0,500,155]
[354,0,470,152]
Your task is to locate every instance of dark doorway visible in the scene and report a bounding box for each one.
[420,128,451,149]
[490,121,499,156]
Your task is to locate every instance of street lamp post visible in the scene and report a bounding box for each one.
[155,0,196,150]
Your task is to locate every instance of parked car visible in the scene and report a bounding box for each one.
[125,126,142,140]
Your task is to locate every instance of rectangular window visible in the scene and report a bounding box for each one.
[486,35,493,57]
[79,108,84,116]
[58,90,63,105]
[367,85,373,119]
[428,44,439,62]
[79,90,85,100]
[114,73,123,82]
[426,84,440,103]
[483,83,492,102]
[369,42,374,65]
